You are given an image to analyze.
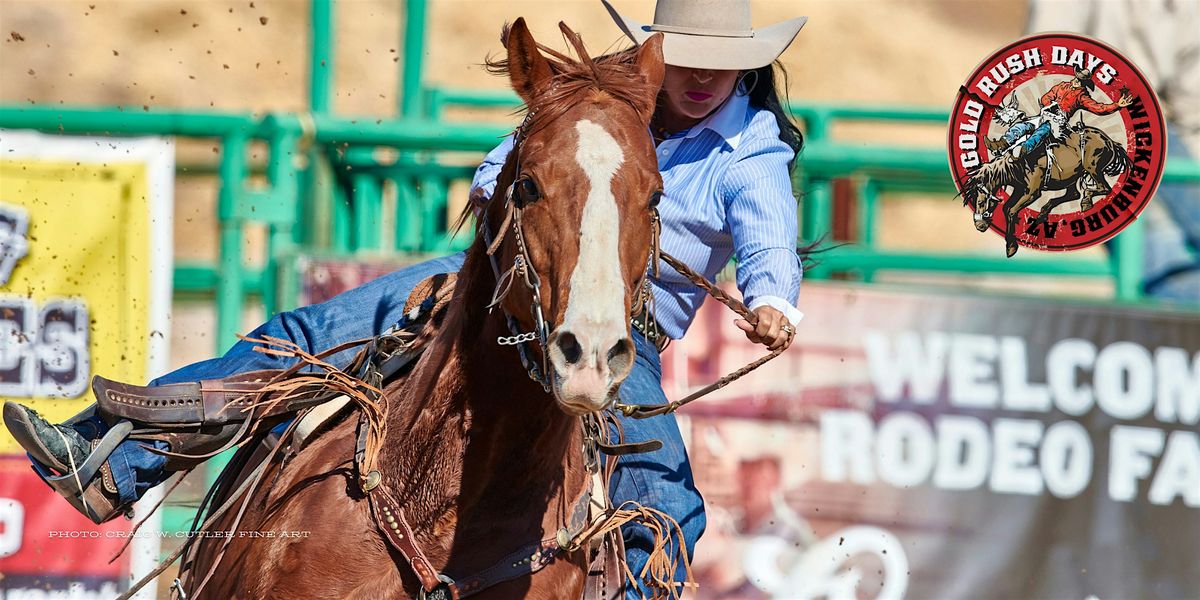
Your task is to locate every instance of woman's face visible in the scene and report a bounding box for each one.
[659,65,740,122]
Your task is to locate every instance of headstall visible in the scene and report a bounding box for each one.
[480,107,661,394]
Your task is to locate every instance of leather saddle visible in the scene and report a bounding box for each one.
[104,270,629,598]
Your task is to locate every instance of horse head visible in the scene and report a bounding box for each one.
[962,167,1005,233]
[482,19,664,415]
[971,183,999,231]
[993,93,1024,127]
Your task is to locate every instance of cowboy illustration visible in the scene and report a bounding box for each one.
[989,93,1033,153]
[988,67,1132,159]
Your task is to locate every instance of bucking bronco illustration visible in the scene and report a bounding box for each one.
[963,68,1133,257]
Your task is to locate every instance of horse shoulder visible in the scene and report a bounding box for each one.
[243,416,394,596]
[270,413,360,493]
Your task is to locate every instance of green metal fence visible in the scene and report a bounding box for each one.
[419,87,1200,299]
[6,98,1197,350]
[4,0,1197,353]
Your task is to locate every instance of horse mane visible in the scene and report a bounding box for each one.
[966,155,1024,205]
[491,22,657,129]
[452,23,654,234]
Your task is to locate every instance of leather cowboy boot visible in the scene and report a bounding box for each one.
[2,369,295,526]
[4,373,284,526]
[3,402,129,524]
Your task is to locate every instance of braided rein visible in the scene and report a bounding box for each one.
[613,250,792,419]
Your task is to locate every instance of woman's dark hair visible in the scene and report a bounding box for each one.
[743,61,825,266]
[744,62,804,170]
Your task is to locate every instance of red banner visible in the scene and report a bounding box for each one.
[0,456,130,594]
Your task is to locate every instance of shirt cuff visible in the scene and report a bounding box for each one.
[747,295,804,327]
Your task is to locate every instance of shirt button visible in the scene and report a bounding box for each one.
[660,149,671,156]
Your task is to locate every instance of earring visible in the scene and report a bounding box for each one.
[736,70,760,96]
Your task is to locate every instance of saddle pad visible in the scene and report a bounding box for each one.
[293,395,352,448]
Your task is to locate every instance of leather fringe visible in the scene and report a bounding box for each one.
[573,500,696,599]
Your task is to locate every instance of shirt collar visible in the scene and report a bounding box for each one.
[679,91,750,150]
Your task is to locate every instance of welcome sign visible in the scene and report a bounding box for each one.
[670,282,1198,599]
[823,331,1196,506]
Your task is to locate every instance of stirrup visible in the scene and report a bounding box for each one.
[27,420,134,524]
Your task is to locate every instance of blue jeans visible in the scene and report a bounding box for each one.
[93,252,705,596]
[608,332,707,597]
[1140,125,1200,300]
[1021,121,1052,153]
[1001,120,1036,147]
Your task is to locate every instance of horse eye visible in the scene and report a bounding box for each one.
[649,191,663,208]
[514,177,540,208]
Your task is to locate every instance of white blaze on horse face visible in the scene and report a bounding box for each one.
[566,119,625,333]
[550,118,630,411]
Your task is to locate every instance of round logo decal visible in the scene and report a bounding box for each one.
[948,33,1166,257]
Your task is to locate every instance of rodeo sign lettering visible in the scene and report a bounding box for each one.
[949,33,1166,257]
[823,333,1198,507]
[674,284,1198,597]
[0,204,90,398]
[0,131,174,597]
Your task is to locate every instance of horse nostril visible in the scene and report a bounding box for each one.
[557,332,583,365]
[606,337,635,379]
[607,340,628,363]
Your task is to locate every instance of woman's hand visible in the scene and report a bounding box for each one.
[735,306,795,351]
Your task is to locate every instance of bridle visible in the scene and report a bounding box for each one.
[480,107,661,394]
[480,105,785,421]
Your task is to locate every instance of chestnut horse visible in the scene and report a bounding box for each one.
[176,19,666,600]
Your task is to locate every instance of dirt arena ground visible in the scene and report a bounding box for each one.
[3,1,1027,111]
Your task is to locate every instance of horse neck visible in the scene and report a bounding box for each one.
[380,243,587,535]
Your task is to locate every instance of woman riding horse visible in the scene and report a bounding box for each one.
[5,0,808,597]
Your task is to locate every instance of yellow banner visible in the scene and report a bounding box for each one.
[0,160,154,452]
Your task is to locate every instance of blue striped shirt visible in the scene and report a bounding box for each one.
[470,92,803,339]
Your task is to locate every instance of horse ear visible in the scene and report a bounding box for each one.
[505,18,553,105]
[634,33,665,120]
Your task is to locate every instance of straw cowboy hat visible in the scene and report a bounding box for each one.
[602,0,807,70]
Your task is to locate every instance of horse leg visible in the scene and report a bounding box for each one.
[1033,196,1061,229]
[1079,134,1116,212]
[1004,180,1038,257]
[1081,170,1110,212]
[1034,185,1082,229]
